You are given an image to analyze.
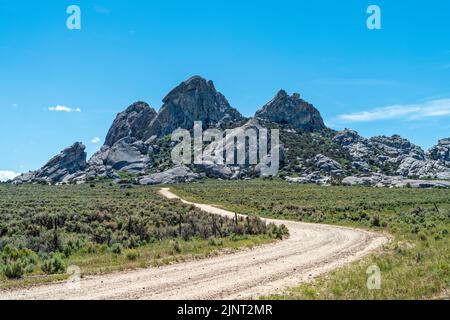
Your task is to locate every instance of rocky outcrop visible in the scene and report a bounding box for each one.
[86,102,158,178]
[146,76,243,138]
[13,142,87,184]
[255,90,326,132]
[342,174,450,189]
[138,166,199,185]
[88,137,153,175]
[197,163,233,179]
[428,138,450,164]
[10,76,450,187]
[332,129,373,162]
[197,118,284,178]
[286,172,331,185]
[105,102,157,147]
[312,154,343,175]
[332,129,450,179]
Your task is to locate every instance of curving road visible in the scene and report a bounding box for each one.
[0,188,388,300]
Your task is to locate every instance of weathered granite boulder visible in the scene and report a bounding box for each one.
[196,163,233,179]
[146,76,243,138]
[138,166,199,185]
[312,154,343,175]
[285,172,331,185]
[88,137,153,175]
[13,142,87,184]
[428,138,450,164]
[255,90,326,132]
[105,101,157,147]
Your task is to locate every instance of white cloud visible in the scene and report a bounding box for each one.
[336,99,450,123]
[0,170,20,182]
[91,137,101,144]
[48,105,81,113]
[12,103,17,107]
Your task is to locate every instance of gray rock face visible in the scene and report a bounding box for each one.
[255,90,326,132]
[105,101,157,147]
[312,154,343,175]
[428,138,450,164]
[198,118,284,178]
[197,163,233,179]
[146,76,243,138]
[87,102,158,178]
[138,166,199,185]
[332,129,373,161]
[286,172,331,185]
[370,135,426,161]
[332,129,450,179]
[13,142,87,184]
[105,137,151,172]
[88,137,153,175]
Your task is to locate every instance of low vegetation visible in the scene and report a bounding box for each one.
[0,183,286,288]
[174,179,450,299]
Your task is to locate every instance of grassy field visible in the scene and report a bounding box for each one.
[173,179,450,299]
[0,183,285,289]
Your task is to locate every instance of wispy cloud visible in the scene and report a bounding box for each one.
[335,99,450,123]
[0,170,20,182]
[12,103,17,107]
[91,137,101,144]
[48,105,81,113]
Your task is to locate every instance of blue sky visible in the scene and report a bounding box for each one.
[1,0,450,178]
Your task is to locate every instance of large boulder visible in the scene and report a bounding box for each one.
[88,137,153,174]
[138,166,199,185]
[255,90,326,132]
[146,76,243,138]
[312,154,343,175]
[105,101,157,147]
[196,163,233,179]
[13,142,87,184]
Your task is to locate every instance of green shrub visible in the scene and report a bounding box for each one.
[208,238,223,247]
[41,253,66,275]
[171,240,181,253]
[2,261,25,279]
[110,243,123,254]
[371,214,381,227]
[125,249,140,261]
[267,223,289,240]
[1,247,38,278]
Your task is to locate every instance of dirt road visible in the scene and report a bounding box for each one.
[0,188,388,300]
